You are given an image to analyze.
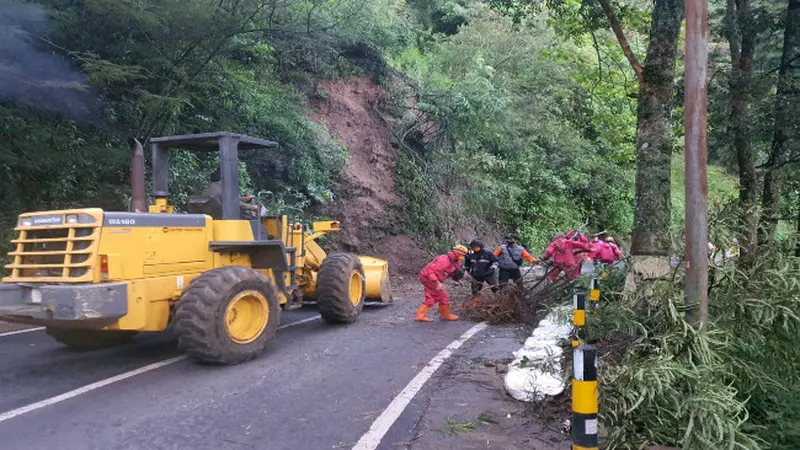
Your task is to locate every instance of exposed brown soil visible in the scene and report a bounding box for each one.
[306,76,432,275]
[307,76,399,223]
[305,76,505,275]
[373,235,430,276]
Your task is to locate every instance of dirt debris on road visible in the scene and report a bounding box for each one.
[384,274,575,450]
[392,322,571,450]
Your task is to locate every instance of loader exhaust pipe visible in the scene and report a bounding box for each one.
[129,137,146,213]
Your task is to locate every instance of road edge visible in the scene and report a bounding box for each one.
[351,321,488,450]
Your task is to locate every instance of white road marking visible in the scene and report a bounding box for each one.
[351,322,488,450]
[0,327,45,338]
[0,355,186,424]
[276,316,320,331]
[0,315,320,423]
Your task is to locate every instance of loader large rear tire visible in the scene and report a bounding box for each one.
[174,267,280,365]
[317,253,365,324]
[45,328,138,351]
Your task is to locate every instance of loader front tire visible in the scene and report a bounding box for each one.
[174,267,280,365]
[317,253,366,324]
[45,328,138,351]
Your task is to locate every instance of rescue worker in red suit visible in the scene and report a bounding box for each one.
[543,232,590,281]
[596,236,622,264]
[566,229,588,243]
[567,229,592,270]
[415,245,469,322]
[587,235,603,263]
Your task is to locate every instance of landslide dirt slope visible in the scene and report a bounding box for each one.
[307,76,429,275]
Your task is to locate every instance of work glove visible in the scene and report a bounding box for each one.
[435,281,445,291]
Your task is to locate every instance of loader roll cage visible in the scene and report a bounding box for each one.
[150,132,278,220]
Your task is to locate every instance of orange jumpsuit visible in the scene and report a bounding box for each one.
[419,251,463,307]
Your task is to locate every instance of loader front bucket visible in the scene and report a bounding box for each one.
[358,256,393,303]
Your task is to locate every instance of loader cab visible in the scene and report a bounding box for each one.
[149,132,277,221]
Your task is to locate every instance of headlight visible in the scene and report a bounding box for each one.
[66,214,78,224]
[76,213,96,224]
[18,218,33,227]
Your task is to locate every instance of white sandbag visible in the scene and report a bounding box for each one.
[505,365,563,401]
[513,344,562,361]
[504,305,573,402]
[522,336,560,350]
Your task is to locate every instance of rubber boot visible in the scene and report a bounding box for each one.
[438,304,459,321]
[415,304,434,322]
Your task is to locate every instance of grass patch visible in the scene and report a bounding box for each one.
[443,419,476,436]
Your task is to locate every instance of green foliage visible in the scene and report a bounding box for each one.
[588,239,800,449]
[391,150,449,248]
[391,3,634,253]
[670,153,740,234]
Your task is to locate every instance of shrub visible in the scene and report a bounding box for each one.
[588,237,799,448]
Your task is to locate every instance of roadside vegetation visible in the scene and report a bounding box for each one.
[587,219,799,449]
[0,0,797,448]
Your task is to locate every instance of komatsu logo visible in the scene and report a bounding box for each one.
[32,216,62,225]
[107,218,136,226]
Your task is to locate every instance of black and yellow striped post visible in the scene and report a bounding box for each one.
[571,292,587,347]
[589,278,600,310]
[572,345,598,450]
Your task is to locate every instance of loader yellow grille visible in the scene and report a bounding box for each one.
[3,212,100,283]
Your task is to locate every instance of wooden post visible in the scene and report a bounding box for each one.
[683,0,710,329]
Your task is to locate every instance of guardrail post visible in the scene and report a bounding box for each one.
[572,344,598,450]
[572,292,587,347]
[589,278,600,311]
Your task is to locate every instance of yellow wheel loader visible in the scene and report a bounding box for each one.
[0,132,392,365]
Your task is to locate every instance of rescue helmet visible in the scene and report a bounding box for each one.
[504,233,518,243]
[469,239,484,251]
[452,244,469,255]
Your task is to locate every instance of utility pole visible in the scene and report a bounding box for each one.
[683,0,710,329]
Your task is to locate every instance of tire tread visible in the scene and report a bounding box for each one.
[317,253,365,324]
[174,266,279,365]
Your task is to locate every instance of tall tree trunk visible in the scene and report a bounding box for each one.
[597,0,685,290]
[760,0,800,245]
[627,0,685,287]
[726,0,758,255]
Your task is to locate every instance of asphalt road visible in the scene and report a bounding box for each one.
[0,290,482,450]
